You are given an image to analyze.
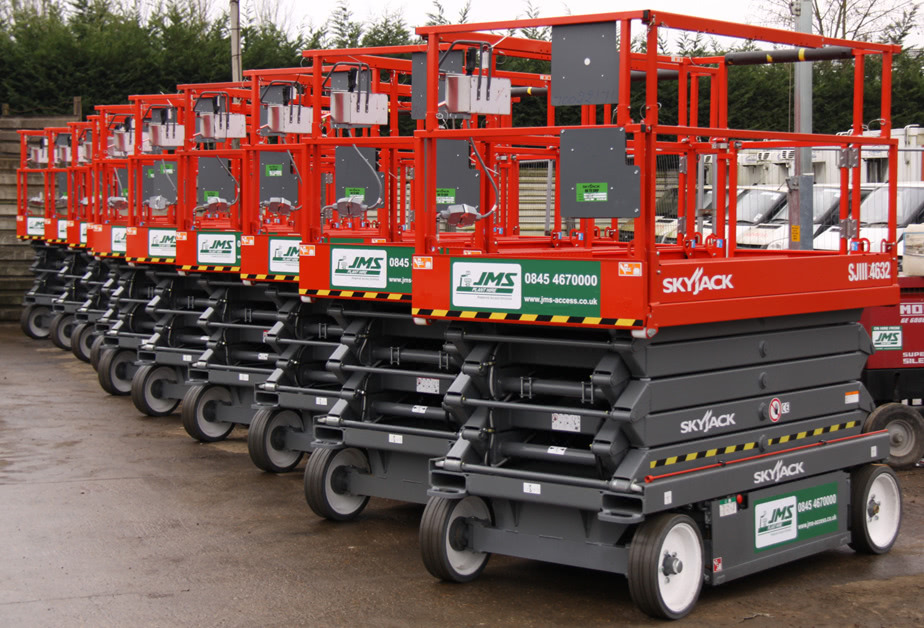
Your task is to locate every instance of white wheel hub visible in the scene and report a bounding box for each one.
[866,472,901,549]
[658,522,703,614]
[444,497,490,577]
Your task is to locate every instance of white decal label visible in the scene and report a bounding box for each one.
[416,377,440,394]
[238,373,249,382]
[547,446,567,456]
[523,482,541,495]
[719,497,738,517]
[27,217,45,236]
[845,390,860,405]
[111,226,127,252]
[452,262,522,310]
[80,222,88,244]
[257,353,269,361]
[551,412,581,433]
[871,326,902,351]
[412,405,428,414]
[315,397,327,406]
[57,220,67,239]
[755,495,798,548]
[331,248,387,289]
[388,434,403,444]
[182,354,192,362]
[197,233,237,264]
[148,228,177,257]
[664,490,673,505]
[269,238,300,274]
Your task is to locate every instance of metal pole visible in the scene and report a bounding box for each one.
[790,0,813,250]
[230,0,242,83]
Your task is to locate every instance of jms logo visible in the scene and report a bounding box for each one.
[153,234,176,247]
[456,270,518,295]
[871,326,902,351]
[112,230,127,244]
[335,256,383,275]
[272,245,300,262]
[201,239,232,252]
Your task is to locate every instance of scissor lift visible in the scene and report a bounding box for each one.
[16,128,70,339]
[403,11,903,620]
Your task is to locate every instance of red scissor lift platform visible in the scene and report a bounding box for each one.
[393,11,904,620]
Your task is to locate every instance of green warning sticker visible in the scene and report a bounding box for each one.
[436,188,456,204]
[202,190,219,202]
[159,162,175,175]
[345,187,365,197]
[265,164,283,177]
[146,168,155,179]
[577,183,608,202]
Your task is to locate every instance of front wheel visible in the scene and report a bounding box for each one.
[863,403,924,469]
[628,513,704,620]
[849,464,902,555]
[420,496,492,583]
[181,384,234,442]
[20,304,52,339]
[49,312,76,350]
[97,348,135,396]
[303,447,370,521]
[90,334,106,370]
[131,365,181,416]
[247,408,305,473]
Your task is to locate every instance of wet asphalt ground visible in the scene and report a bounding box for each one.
[1,323,922,627]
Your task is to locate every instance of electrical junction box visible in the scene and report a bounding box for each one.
[198,112,247,140]
[445,74,512,116]
[30,147,48,164]
[78,142,92,163]
[55,146,70,164]
[266,104,313,134]
[150,123,185,148]
[330,91,388,127]
[112,130,132,154]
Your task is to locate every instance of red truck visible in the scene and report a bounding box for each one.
[861,274,924,467]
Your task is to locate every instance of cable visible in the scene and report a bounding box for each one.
[469,138,498,221]
[352,144,383,211]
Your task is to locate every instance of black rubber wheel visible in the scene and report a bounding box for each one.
[628,513,704,620]
[181,384,234,442]
[131,364,181,417]
[71,323,94,363]
[420,496,492,583]
[849,464,902,554]
[20,304,52,339]
[248,408,305,473]
[49,313,77,351]
[97,348,135,396]
[90,334,106,371]
[303,447,370,521]
[863,403,924,469]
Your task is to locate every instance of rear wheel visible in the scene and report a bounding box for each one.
[849,464,902,554]
[303,447,370,521]
[49,313,77,350]
[97,348,135,396]
[71,323,94,363]
[131,365,181,416]
[247,408,305,473]
[20,304,52,339]
[863,403,924,469]
[181,384,234,442]
[420,496,492,583]
[628,513,704,620]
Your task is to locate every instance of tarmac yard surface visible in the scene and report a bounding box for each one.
[1,323,922,627]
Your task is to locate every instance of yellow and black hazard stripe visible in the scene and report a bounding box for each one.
[299,288,412,302]
[241,273,297,282]
[412,307,642,327]
[95,251,125,258]
[648,420,860,469]
[180,265,241,272]
[47,238,67,244]
[126,257,174,264]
